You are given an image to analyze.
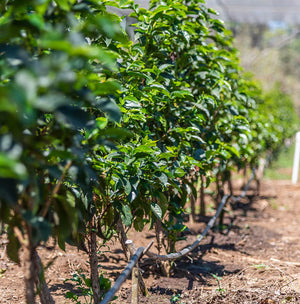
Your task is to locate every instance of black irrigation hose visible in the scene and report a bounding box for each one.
[99,241,154,304]
[145,194,230,261]
[231,169,256,202]
[145,169,256,261]
[99,247,144,304]
[100,170,257,303]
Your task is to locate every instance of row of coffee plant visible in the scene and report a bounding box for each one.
[0,0,298,303]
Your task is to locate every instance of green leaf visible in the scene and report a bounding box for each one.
[121,205,132,226]
[56,106,90,129]
[96,117,108,129]
[124,98,142,108]
[225,145,240,158]
[128,191,137,203]
[120,0,131,5]
[66,191,76,208]
[134,145,154,154]
[83,277,92,287]
[102,128,132,139]
[174,168,186,178]
[91,14,128,43]
[39,40,117,68]
[34,94,70,112]
[96,99,121,122]
[27,14,45,30]
[156,172,168,187]
[65,291,75,299]
[122,178,132,195]
[158,64,173,71]
[171,90,193,99]
[194,149,206,161]
[95,81,121,96]
[54,0,71,10]
[0,153,27,179]
[15,71,37,102]
[146,83,170,97]
[0,96,16,112]
[58,234,66,251]
[22,211,52,245]
[133,217,144,232]
[151,202,162,219]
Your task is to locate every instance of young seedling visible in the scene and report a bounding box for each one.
[65,269,114,304]
[211,273,226,296]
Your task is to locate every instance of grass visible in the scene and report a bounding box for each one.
[264,142,295,180]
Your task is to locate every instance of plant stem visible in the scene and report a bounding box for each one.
[117,217,129,261]
[200,174,206,216]
[33,249,55,304]
[40,161,72,218]
[155,219,163,255]
[89,219,101,304]
[24,241,36,303]
[190,194,196,222]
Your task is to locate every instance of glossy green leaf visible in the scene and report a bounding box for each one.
[174,168,186,178]
[121,204,132,226]
[151,202,162,219]
[0,153,27,179]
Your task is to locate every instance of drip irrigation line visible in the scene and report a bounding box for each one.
[99,247,144,304]
[145,168,257,261]
[100,169,258,303]
[231,169,256,202]
[145,194,230,261]
[99,241,154,304]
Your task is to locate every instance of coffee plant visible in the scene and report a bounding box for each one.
[0,0,127,302]
[0,0,298,303]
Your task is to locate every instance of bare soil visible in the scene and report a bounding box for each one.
[0,179,299,304]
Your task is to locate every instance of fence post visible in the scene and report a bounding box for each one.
[292,132,300,184]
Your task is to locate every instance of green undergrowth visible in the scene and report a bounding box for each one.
[264,142,295,180]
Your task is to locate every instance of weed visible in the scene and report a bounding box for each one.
[253,263,269,270]
[0,268,6,278]
[170,293,185,304]
[217,224,227,231]
[64,269,114,304]
[211,273,226,296]
[244,224,250,230]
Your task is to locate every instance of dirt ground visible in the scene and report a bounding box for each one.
[0,178,299,304]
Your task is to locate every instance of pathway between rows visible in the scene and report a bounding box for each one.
[114,179,300,303]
